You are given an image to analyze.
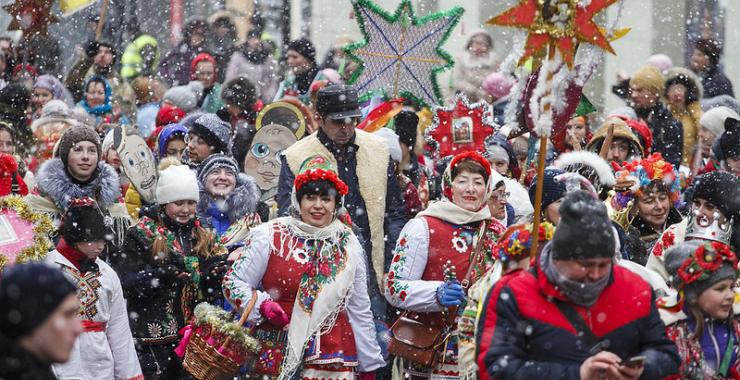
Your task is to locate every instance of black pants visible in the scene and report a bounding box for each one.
[136,342,185,380]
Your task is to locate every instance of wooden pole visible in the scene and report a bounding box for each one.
[598,123,615,160]
[529,44,557,258]
[95,0,110,41]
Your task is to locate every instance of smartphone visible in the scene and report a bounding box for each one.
[624,355,646,368]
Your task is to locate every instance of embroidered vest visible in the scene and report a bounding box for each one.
[420,216,479,282]
[284,130,389,287]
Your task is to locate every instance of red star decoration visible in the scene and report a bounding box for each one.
[3,0,58,37]
[487,0,616,68]
[425,94,497,158]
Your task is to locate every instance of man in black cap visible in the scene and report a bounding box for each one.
[478,191,679,380]
[0,262,82,379]
[278,84,407,323]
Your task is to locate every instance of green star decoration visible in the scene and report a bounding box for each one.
[345,0,464,107]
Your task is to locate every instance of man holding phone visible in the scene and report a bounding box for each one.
[476,191,680,379]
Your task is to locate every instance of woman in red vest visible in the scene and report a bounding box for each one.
[222,154,383,379]
[385,151,506,379]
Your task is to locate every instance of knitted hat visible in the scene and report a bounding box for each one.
[482,72,515,100]
[630,65,665,96]
[664,241,738,302]
[394,110,419,149]
[494,222,555,264]
[220,76,258,111]
[155,104,185,128]
[31,99,71,133]
[61,197,112,244]
[690,171,740,220]
[0,262,77,339]
[719,118,740,158]
[56,124,101,166]
[33,74,65,101]
[287,38,316,63]
[197,153,239,185]
[551,190,616,260]
[0,153,28,196]
[163,82,203,112]
[646,54,673,74]
[190,113,232,155]
[190,52,217,82]
[694,38,722,66]
[294,155,348,195]
[529,168,566,211]
[700,106,739,138]
[156,163,199,204]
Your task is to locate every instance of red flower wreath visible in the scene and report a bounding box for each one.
[677,242,738,286]
[294,169,349,195]
[449,151,492,178]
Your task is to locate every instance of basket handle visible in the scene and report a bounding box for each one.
[220,290,258,351]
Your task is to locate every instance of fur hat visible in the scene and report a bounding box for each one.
[56,124,101,167]
[664,67,703,104]
[694,38,722,66]
[586,116,645,158]
[156,163,199,204]
[220,76,258,111]
[287,38,316,63]
[0,263,77,339]
[197,153,239,185]
[664,241,738,302]
[630,65,665,96]
[690,171,740,220]
[61,197,112,244]
[190,113,232,155]
[700,106,739,138]
[551,190,616,260]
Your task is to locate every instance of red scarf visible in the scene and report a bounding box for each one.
[56,238,87,271]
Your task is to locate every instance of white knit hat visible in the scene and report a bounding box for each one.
[156,164,199,204]
[700,106,740,138]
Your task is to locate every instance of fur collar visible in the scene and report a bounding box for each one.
[36,158,121,209]
[198,173,259,223]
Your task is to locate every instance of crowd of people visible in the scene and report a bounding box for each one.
[0,10,738,380]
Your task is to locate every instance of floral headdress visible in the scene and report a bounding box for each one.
[677,241,738,286]
[493,222,555,264]
[293,155,349,196]
[612,153,680,209]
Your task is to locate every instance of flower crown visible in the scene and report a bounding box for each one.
[613,153,680,209]
[294,169,349,196]
[677,241,738,286]
[493,222,555,263]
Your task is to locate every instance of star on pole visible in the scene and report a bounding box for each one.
[487,0,616,68]
[3,0,58,37]
[345,0,463,106]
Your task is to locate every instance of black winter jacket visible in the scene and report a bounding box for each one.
[637,103,683,168]
[0,332,57,380]
[476,259,680,380]
[701,65,734,99]
[110,215,228,345]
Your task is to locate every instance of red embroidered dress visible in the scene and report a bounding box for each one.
[223,219,384,379]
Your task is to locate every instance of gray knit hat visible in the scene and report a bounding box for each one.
[551,190,616,260]
[197,153,238,185]
[56,124,101,166]
[664,241,738,302]
[190,113,232,155]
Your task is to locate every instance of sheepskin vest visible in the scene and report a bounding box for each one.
[285,129,389,286]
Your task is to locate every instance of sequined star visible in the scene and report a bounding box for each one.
[345,0,463,106]
[3,0,58,37]
[487,0,616,68]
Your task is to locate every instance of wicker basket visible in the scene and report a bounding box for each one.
[182,291,258,380]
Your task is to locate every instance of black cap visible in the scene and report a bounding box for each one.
[316,84,362,120]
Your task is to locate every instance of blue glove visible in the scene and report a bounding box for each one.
[436,281,465,307]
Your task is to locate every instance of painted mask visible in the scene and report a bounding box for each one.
[112,125,157,203]
[243,124,297,199]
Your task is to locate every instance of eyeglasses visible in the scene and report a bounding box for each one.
[490,191,510,202]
